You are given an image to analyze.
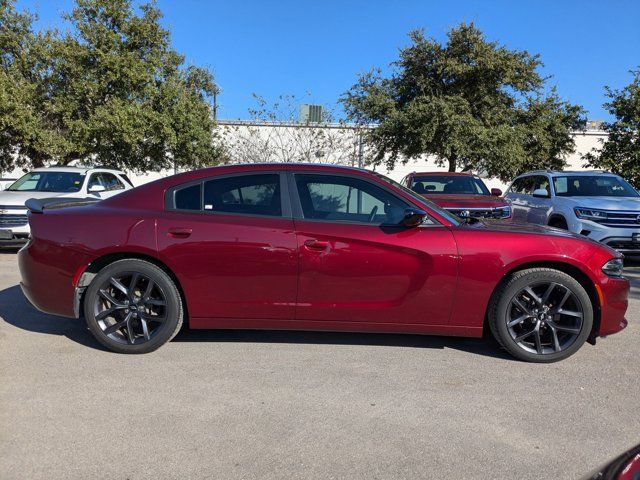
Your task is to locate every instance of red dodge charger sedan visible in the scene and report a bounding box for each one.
[18,164,629,362]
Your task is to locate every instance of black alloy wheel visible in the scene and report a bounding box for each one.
[488,268,593,362]
[84,259,183,353]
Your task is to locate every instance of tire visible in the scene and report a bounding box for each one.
[548,217,568,230]
[488,268,593,363]
[83,259,183,354]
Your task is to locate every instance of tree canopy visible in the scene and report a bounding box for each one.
[584,69,640,186]
[342,24,586,181]
[0,0,221,172]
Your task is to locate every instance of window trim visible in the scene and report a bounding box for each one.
[287,171,439,227]
[164,171,292,219]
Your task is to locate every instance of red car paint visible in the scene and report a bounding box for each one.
[403,171,511,217]
[18,164,628,341]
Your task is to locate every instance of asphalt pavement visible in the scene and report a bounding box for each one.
[1,250,638,479]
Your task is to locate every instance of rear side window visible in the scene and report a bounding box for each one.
[175,184,202,210]
[204,174,281,216]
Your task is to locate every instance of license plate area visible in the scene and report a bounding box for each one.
[0,229,13,240]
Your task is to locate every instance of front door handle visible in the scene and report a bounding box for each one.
[304,239,329,251]
[167,227,192,239]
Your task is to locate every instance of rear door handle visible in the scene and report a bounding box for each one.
[167,227,192,238]
[303,239,329,251]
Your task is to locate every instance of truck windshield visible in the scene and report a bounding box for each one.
[409,175,490,195]
[374,173,461,226]
[7,172,86,193]
[553,176,639,197]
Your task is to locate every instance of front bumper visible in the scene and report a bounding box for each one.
[597,275,630,337]
[572,219,640,253]
[0,212,30,245]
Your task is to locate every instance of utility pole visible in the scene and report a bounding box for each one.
[213,90,218,121]
[357,131,364,169]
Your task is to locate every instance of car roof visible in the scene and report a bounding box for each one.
[516,170,616,178]
[409,171,477,177]
[31,166,125,174]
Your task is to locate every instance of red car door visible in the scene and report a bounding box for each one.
[157,173,298,324]
[291,172,459,327]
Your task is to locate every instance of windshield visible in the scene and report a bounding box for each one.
[409,175,490,195]
[553,175,638,197]
[374,173,461,225]
[7,171,86,193]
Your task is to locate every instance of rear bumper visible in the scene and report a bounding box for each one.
[18,239,84,318]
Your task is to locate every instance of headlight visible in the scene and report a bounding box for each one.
[498,206,512,218]
[574,207,608,221]
[602,258,624,277]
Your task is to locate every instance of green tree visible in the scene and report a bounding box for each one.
[1,0,221,172]
[341,24,585,181]
[584,69,640,186]
[0,0,56,171]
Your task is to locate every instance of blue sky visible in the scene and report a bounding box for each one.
[17,0,640,121]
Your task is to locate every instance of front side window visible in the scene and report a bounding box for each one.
[532,176,550,195]
[409,175,490,195]
[512,176,536,195]
[553,175,639,197]
[88,172,125,191]
[295,174,408,225]
[8,171,85,193]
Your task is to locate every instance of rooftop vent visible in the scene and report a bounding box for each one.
[299,104,323,124]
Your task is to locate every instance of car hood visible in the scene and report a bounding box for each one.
[469,218,584,239]
[557,196,640,211]
[0,190,79,207]
[422,193,508,209]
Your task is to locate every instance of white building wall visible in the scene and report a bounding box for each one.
[1,123,606,192]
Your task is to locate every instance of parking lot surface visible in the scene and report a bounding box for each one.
[1,250,638,479]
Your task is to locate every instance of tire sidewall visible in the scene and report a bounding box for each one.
[492,270,593,363]
[83,259,182,354]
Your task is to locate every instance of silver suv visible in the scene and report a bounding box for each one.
[504,170,640,254]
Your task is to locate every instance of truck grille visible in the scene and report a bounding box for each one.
[594,211,640,227]
[605,240,640,251]
[446,207,510,219]
[0,214,28,227]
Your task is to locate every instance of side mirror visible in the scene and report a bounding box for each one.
[532,188,550,198]
[402,208,427,227]
[88,184,106,193]
[491,188,502,197]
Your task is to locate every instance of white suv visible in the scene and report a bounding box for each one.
[504,170,640,254]
[0,167,133,246]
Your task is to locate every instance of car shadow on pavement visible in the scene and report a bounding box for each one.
[173,328,513,360]
[0,284,109,351]
[0,283,512,360]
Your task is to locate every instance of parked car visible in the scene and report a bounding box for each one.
[19,164,628,361]
[0,178,17,190]
[504,170,640,254]
[0,166,133,246]
[402,172,511,219]
[582,442,640,479]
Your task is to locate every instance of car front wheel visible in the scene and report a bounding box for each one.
[488,268,593,363]
[83,259,183,354]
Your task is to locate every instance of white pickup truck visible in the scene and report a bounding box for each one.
[0,167,133,246]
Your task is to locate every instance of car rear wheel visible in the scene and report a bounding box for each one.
[83,259,183,354]
[488,268,593,363]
